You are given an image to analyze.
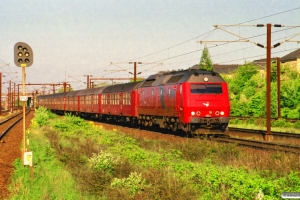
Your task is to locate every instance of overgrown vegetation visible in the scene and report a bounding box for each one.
[225,62,300,119]
[224,62,300,128]
[7,108,300,199]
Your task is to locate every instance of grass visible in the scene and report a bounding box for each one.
[6,108,300,199]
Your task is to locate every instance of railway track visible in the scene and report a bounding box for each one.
[213,136,300,154]
[230,116,299,123]
[227,127,300,146]
[228,127,300,138]
[0,110,31,141]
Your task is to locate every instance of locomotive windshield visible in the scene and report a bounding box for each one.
[191,84,222,94]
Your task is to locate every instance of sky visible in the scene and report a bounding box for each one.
[0,0,299,92]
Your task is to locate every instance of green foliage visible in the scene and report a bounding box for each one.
[228,62,300,120]
[199,45,213,71]
[9,113,300,199]
[230,62,259,95]
[53,113,92,133]
[34,107,57,127]
[294,121,300,128]
[111,172,146,197]
[88,151,120,173]
[272,119,286,127]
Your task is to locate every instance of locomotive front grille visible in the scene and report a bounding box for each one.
[190,117,229,124]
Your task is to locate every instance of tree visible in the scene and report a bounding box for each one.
[199,45,213,71]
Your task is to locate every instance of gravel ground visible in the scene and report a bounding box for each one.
[0,111,34,199]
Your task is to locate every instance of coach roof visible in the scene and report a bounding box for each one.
[103,82,142,93]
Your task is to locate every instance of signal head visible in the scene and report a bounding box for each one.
[14,42,33,67]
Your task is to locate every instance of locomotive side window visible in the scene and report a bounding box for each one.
[152,89,154,96]
[191,84,222,94]
[168,88,171,95]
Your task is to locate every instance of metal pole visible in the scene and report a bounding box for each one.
[18,85,20,110]
[13,83,16,111]
[266,24,271,135]
[22,66,26,158]
[0,73,1,115]
[134,62,137,82]
[63,82,66,92]
[9,80,11,112]
[87,75,90,89]
[277,57,281,119]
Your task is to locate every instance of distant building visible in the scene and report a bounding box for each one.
[280,48,300,71]
[212,64,239,74]
[252,58,277,69]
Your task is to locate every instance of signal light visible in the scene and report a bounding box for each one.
[14,42,33,67]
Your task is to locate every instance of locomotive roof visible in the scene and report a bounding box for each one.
[140,68,225,87]
[103,81,142,93]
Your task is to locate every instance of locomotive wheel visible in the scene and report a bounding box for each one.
[171,123,177,132]
[149,120,153,127]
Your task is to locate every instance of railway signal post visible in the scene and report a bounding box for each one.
[14,42,33,166]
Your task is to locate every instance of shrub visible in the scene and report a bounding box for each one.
[272,119,286,127]
[88,151,120,173]
[111,172,146,197]
[294,122,300,129]
[34,107,56,126]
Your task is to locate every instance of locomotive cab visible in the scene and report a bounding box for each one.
[178,70,230,132]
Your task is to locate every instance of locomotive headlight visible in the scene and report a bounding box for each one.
[191,111,195,116]
[220,111,224,116]
[204,77,208,82]
[215,111,220,116]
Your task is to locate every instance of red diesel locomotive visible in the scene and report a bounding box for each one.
[36,68,230,133]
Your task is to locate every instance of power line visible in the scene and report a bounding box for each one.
[124,7,300,64]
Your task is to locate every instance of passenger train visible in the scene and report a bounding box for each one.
[36,67,230,133]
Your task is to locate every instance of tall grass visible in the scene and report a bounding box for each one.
[7,108,300,199]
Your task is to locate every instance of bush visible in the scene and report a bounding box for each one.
[272,119,286,127]
[294,122,300,129]
[34,107,56,126]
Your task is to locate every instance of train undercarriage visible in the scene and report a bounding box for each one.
[48,109,228,134]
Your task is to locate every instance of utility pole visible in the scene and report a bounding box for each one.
[277,57,281,119]
[129,62,142,82]
[266,24,271,135]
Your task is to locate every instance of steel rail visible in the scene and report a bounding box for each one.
[214,136,300,154]
[0,110,31,140]
[228,127,300,139]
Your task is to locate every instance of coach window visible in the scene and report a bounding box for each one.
[160,88,163,96]
[94,95,98,104]
[152,89,154,96]
[102,94,106,105]
[81,96,84,105]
